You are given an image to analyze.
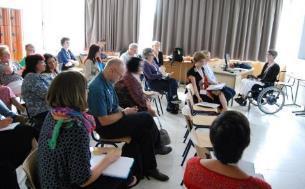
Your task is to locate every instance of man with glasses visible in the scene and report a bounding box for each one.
[88,58,171,183]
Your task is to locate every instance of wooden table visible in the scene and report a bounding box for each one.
[163,58,253,92]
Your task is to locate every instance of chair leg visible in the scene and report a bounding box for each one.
[158,96,164,114]
[181,141,193,166]
[183,129,189,143]
[182,140,191,157]
[153,98,160,116]
[289,86,294,102]
[180,180,184,186]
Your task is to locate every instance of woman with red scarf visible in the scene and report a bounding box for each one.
[38,71,136,189]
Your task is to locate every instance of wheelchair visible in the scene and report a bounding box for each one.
[246,84,285,114]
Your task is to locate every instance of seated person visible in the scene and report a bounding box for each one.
[0,63,23,96]
[38,71,135,189]
[43,53,59,79]
[152,41,164,67]
[120,43,138,64]
[187,51,228,111]
[142,48,180,114]
[21,54,52,132]
[84,44,105,81]
[0,85,25,112]
[19,44,35,68]
[184,111,271,189]
[115,57,156,116]
[98,40,108,60]
[0,45,22,74]
[201,50,236,102]
[57,37,78,70]
[235,50,280,106]
[88,58,171,182]
[0,99,37,188]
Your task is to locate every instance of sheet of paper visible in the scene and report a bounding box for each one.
[206,83,225,91]
[0,122,19,132]
[196,102,220,108]
[90,154,134,179]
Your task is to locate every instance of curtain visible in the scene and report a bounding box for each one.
[85,0,140,51]
[153,0,283,61]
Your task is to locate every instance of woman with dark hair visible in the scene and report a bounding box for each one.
[38,71,135,189]
[43,53,59,79]
[184,111,271,189]
[142,48,180,114]
[21,54,53,133]
[235,50,280,106]
[115,57,156,116]
[84,44,105,81]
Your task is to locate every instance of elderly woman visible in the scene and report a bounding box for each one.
[43,53,59,79]
[235,50,280,106]
[143,48,180,114]
[184,111,271,189]
[187,51,228,111]
[84,44,105,81]
[115,57,156,116]
[152,41,164,67]
[22,54,53,132]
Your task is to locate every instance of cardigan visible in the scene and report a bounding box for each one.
[257,62,280,84]
[143,60,163,81]
[57,48,76,65]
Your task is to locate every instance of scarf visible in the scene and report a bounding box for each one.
[48,107,96,149]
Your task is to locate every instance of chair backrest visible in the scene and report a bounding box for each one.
[22,148,40,189]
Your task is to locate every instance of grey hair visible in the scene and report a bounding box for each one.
[104,58,124,70]
[142,48,153,59]
[152,41,160,46]
[128,43,138,50]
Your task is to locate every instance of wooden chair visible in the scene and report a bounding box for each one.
[22,148,40,189]
[91,131,131,148]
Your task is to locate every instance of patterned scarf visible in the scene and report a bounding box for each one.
[48,107,96,149]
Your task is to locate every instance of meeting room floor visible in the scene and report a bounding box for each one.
[132,87,305,189]
[15,87,305,189]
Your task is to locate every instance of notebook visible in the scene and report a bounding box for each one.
[196,102,220,109]
[206,83,225,91]
[0,122,19,132]
[90,154,134,179]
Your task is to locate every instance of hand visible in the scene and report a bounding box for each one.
[197,96,203,102]
[66,62,73,67]
[168,72,174,76]
[104,148,122,164]
[123,106,138,115]
[0,117,13,127]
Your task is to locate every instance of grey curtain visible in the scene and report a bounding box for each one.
[153,0,283,61]
[85,0,140,51]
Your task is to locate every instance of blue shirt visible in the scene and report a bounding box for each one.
[57,48,76,65]
[88,72,119,118]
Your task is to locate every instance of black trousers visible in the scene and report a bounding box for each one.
[0,125,37,188]
[33,111,48,135]
[148,78,178,105]
[95,112,161,179]
[221,86,236,101]
[81,176,128,189]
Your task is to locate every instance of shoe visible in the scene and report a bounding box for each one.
[235,97,247,106]
[166,108,179,114]
[146,169,169,181]
[155,146,172,155]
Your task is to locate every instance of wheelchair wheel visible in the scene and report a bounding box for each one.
[257,86,285,114]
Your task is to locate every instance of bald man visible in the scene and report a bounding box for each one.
[88,58,171,182]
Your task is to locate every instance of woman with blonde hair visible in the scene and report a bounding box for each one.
[186,51,228,111]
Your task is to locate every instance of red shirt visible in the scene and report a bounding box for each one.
[184,157,272,189]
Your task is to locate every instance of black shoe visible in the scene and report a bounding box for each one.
[155,146,172,155]
[166,108,179,114]
[235,97,247,106]
[146,169,169,181]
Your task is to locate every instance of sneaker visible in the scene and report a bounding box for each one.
[235,97,247,106]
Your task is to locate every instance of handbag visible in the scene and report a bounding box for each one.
[156,116,171,146]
